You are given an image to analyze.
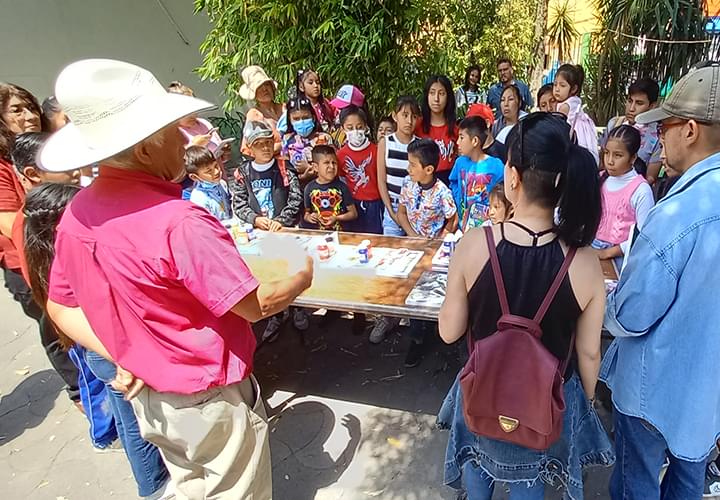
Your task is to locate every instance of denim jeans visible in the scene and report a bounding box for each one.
[84,350,169,498]
[382,201,406,237]
[463,462,545,500]
[610,408,706,500]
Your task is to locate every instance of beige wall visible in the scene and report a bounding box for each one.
[0,0,225,106]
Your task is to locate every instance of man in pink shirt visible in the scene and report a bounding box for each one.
[39,59,313,499]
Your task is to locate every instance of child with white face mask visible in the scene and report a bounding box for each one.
[336,105,383,235]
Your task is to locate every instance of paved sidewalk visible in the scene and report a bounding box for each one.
[0,280,613,499]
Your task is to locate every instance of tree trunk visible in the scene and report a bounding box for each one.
[529,0,549,100]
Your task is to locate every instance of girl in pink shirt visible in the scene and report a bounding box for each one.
[593,125,654,268]
[295,69,336,135]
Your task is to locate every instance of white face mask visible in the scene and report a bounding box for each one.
[346,129,369,149]
[80,175,94,187]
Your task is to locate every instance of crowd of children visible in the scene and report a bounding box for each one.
[173,61,672,364]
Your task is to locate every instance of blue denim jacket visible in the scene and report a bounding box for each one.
[601,151,720,462]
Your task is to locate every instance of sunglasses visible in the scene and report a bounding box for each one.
[517,112,569,169]
[659,119,688,138]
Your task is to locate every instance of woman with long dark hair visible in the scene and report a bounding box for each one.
[492,84,527,144]
[455,65,485,117]
[23,182,172,499]
[438,113,613,499]
[416,75,458,185]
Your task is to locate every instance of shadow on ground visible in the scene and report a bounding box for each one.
[0,369,63,446]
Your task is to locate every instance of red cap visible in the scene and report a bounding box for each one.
[466,104,495,125]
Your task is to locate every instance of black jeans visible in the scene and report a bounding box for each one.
[3,267,80,401]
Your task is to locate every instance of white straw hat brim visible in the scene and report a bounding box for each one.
[39,93,215,172]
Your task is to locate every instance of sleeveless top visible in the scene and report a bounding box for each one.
[385,133,415,201]
[467,223,582,375]
[596,173,647,245]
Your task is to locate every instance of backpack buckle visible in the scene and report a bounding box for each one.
[499,415,519,433]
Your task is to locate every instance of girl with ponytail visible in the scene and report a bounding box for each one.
[554,64,600,165]
[437,113,612,499]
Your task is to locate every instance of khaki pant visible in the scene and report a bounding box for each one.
[130,376,272,499]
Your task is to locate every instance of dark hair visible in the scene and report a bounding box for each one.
[628,78,660,104]
[23,182,82,348]
[167,80,194,96]
[285,95,322,136]
[463,65,482,91]
[537,83,554,104]
[421,76,456,136]
[393,96,421,116]
[11,132,50,169]
[184,145,216,174]
[497,57,512,67]
[459,116,489,146]
[0,83,42,159]
[311,144,337,163]
[501,84,525,114]
[378,115,396,128]
[606,125,641,156]
[556,64,585,97]
[339,105,368,127]
[407,138,440,172]
[295,69,333,125]
[489,182,512,219]
[505,113,601,247]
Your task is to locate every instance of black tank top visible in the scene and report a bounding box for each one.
[467,223,582,374]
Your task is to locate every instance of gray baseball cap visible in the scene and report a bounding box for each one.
[637,62,720,124]
[243,120,274,145]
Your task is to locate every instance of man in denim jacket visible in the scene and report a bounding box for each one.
[601,62,720,499]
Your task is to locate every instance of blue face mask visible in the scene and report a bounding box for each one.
[292,118,315,138]
[195,179,220,190]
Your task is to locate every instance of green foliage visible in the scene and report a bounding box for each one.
[193,0,539,117]
[547,0,579,62]
[589,0,714,125]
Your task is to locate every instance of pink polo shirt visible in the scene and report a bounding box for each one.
[48,166,259,394]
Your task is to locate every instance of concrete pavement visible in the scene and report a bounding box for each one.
[0,279,613,499]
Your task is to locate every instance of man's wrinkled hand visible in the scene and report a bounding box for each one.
[111,366,146,401]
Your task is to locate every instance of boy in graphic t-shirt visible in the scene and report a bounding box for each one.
[303,145,358,231]
[336,105,383,234]
[397,138,457,368]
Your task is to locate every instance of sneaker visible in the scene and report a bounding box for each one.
[404,341,425,368]
[262,312,288,343]
[292,308,310,331]
[704,462,720,497]
[94,439,124,454]
[369,316,398,344]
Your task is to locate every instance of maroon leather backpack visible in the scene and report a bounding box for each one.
[459,226,576,451]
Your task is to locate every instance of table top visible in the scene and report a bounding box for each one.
[243,229,619,320]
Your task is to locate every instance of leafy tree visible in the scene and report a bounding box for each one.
[194,0,515,116]
[547,0,579,62]
[589,0,717,125]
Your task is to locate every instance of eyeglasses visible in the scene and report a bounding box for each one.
[659,119,687,138]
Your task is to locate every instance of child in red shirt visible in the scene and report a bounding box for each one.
[415,75,458,186]
[336,105,383,234]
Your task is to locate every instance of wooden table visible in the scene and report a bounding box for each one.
[242,229,442,320]
[243,229,619,321]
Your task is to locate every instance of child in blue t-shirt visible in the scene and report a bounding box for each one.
[449,116,505,230]
[185,146,232,221]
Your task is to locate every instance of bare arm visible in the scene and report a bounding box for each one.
[0,211,16,238]
[376,139,397,221]
[558,102,570,117]
[231,257,314,322]
[572,251,606,399]
[439,234,475,343]
[598,246,623,259]
[336,204,358,222]
[441,213,459,236]
[46,300,113,360]
[396,204,419,237]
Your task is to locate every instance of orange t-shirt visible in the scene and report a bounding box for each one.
[414,119,458,173]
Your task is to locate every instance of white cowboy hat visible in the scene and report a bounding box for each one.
[238,65,277,101]
[39,59,215,172]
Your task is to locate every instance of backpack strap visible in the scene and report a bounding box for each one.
[484,225,510,315]
[532,246,577,323]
